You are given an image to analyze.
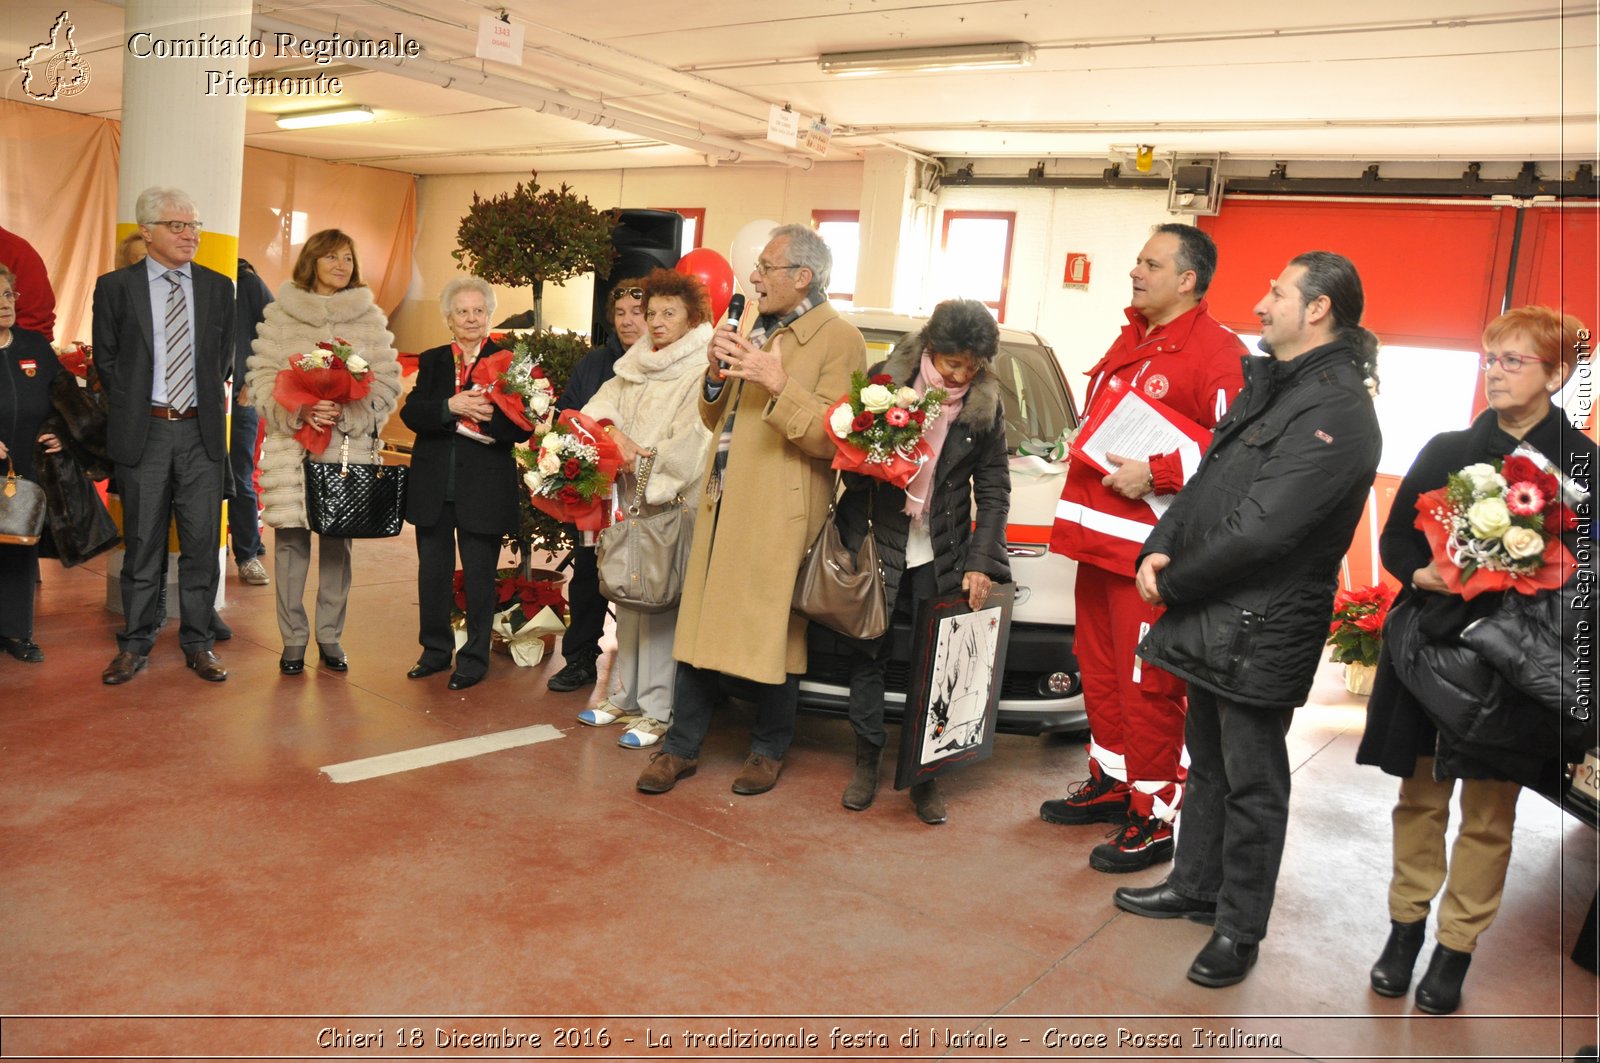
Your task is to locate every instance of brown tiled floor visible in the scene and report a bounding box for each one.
[2,530,1596,1061]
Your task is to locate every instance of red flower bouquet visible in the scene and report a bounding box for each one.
[824,371,948,488]
[273,338,372,454]
[517,409,625,531]
[1413,444,1580,600]
[461,339,555,435]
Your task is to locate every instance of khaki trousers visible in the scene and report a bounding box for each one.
[273,527,353,651]
[1388,757,1521,952]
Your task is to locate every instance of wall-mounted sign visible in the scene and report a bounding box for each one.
[476,15,523,65]
[1063,252,1092,289]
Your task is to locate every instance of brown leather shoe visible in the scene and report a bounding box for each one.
[101,651,148,685]
[731,752,783,796]
[185,650,228,682]
[911,778,947,824]
[636,751,698,794]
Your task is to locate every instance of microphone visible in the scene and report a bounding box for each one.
[724,293,745,331]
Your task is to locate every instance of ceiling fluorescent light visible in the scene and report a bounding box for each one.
[275,105,375,130]
[818,42,1033,77]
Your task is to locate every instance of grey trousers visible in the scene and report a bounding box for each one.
[273,526,352,651]
[611,603,679,724]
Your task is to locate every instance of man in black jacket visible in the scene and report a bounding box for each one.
[1112,251,1382,988]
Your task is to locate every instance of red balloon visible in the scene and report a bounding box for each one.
[674,248,735,322]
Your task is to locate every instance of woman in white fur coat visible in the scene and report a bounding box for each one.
[246,230,402,675]
[577,268,715,748]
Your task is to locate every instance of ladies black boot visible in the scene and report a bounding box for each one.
[1414,943,1472,1014]
[1369,918,1427,997]
[841,738,882,811]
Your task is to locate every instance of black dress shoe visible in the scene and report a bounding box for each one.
[1370,918,1427,997]
[102,651,149,685]
[186,650,228,682]
[318,645,348,672]
[279,656,305,676]
[1414,943,1472,1014]
[447,671,483,691]
[1,636,44,663]
[1187,930,1259,987]
[1113,880,1217,923]
[211,612,232,641]
[407,661,448,680]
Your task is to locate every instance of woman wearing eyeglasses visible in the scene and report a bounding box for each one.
[1357,305,1595,1015]
[246,229,402,676]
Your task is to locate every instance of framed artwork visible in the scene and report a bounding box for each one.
[893,583,1014,790]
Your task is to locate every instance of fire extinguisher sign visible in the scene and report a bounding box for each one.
[1063,252,1092,289]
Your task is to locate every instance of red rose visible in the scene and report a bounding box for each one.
[1501,455,1542,485]
[909,409,926,425]
[1547,501,1577,532]
[558,485,582,503]
[870,373,894,386]
[851,411,875,432]
[315,340,334,352]
[562,457,581,479]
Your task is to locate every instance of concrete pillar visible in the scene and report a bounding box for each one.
[854,148,933,312]
[107,0,251,614]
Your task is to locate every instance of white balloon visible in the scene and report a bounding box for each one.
[729,218,781,295]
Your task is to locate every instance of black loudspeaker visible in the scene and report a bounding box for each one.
[591,209,683,341]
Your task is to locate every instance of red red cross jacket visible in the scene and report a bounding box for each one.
[1051,299,1247,576]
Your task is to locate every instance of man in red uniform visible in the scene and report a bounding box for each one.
[1047,223,1247,872]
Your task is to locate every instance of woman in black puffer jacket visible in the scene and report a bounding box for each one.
[1358,305,1596,1017]
[832,298,1011,825]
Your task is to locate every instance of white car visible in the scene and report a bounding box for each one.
[796,309,1087,736]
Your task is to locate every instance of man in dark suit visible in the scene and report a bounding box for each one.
[93,186,235,684]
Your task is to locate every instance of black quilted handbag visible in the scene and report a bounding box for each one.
[304,434,407,539]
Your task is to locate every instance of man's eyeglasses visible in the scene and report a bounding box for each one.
[1480,353,1548,373]
[612,286,644,300]
[148,220,203,235]
[755,261,801,277]
[0,290,16,303]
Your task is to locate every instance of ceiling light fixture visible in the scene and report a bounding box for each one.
[275,105,376,130]
[818,42,1034,77]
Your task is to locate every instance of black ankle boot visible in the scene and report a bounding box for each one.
[841,737,883,811]
[1370,918,1428,997]
[1414,943,1472,1014]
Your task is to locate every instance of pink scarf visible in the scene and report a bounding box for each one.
[904,351,971,521]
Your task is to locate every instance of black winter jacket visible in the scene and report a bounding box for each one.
[1138,339,1381,709]
[834,344,1011,609]
[35,370,119,567]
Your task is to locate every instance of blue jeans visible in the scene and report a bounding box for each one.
[1166,684,1295,944]
[663,662,798,761]
[228,401,264,563]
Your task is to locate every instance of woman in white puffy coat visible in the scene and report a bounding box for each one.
[577,268,714,748]
[246,230,402,675]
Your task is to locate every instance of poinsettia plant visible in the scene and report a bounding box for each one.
[1326,583,1395,666]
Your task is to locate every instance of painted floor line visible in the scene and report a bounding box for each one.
[321,724,564,783]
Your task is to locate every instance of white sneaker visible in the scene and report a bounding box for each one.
[577,700,636,727]
[237,557,270,585]
[619,717,669,748]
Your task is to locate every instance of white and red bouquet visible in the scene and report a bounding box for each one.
[274,338,371,453]
[1414,444,1581,599]
[460,336,554,437]
[824,371,948,488]
[517,410,625,532]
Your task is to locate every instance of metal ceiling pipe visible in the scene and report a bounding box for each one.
[250,15,814,169]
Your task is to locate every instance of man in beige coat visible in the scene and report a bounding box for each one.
[637,224,865,797]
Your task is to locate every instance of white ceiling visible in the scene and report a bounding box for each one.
[5,0,1597,176]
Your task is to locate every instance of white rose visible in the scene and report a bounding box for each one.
[1501,526,1545,560]
[344,354,369,375]
[1460,463,1506,496]
[529,390,551,416]
[859,383,894,413]
[537,451,561,477]
[540,432,562,454]
[1467,496,1512,540]
[829,404,856,439]
[523,469,543,490]
[894,386,921,408]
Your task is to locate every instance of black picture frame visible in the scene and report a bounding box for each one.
[892,583,1014,790]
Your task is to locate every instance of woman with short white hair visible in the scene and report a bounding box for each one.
[398,276,530,690]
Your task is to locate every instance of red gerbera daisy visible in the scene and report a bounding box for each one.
[1505,481,1546,516]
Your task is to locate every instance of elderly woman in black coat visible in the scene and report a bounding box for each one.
[400,276,530,691]
[832,298,1011,825]
[1358,305,1596,1016]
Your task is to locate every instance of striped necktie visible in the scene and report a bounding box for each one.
[163,270,195,411]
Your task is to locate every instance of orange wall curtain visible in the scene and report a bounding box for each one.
[0,99,417,343]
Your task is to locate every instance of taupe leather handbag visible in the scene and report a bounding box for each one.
[0,461,47,546]
[792,476,888,641]
[596,452,691,613]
